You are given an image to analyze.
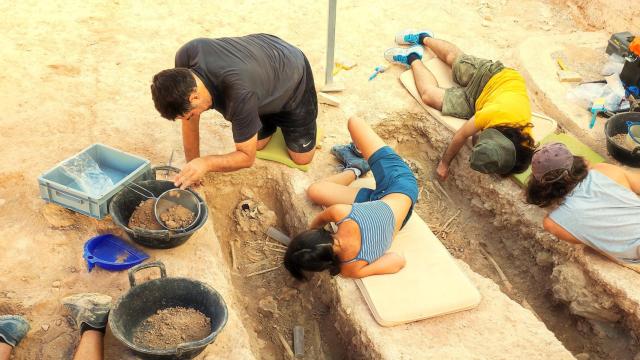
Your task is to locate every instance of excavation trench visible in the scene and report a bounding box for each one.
[204,112,637,359]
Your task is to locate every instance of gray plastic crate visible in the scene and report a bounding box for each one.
[38,143,152,219]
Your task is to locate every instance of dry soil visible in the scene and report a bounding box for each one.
[132,307,211,350]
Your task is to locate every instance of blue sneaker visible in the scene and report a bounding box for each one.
[0,315,30,347]
[384,45,424,66]
[395,29,434,45]
[331,144,370,176]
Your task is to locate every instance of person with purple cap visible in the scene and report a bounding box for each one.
[526,142,640,263]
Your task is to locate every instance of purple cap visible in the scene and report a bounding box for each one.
[531,143,574,181]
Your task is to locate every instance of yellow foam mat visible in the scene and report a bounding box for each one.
[255,127,323,172]
[399,57,557,142]
[350,177,481,326]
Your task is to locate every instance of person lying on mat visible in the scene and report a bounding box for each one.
[526,143,640,263]
[385,30,536,181]
[151,34,318,189]
[284,117,419,279]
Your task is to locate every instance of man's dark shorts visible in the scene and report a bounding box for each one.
[258,56,318,153]
[354,146,419,228]
[441,54,504,119]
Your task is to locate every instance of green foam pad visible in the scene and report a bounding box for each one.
[512,132,606,186]
[256,128,323,172]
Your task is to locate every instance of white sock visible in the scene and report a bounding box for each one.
[345,167,361,178]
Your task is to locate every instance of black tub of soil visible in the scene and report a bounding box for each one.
[605,112,640,167]
[109,179,208,249]
[110,262,228,360]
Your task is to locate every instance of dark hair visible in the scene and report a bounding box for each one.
[284,228,340,281]
[525,156,588,207]
[491,125,537,175]
[150,68,196,120]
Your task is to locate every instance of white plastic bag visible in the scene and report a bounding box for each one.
[567,83,608,110]
[61,152,114,196]
[601,54,625,76]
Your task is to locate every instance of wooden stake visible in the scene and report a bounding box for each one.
[230,241,238,270]
[277,332,295,359]
[478,246,542,321]
[433,180,453,203]
[441,210,460,232]
[246,265,281,278]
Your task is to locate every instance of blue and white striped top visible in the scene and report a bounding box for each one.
[337,201,396,264]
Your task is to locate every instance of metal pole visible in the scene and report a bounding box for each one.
[325,0,337,86]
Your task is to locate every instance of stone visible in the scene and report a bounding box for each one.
[41,324,49,331]
[258,296,278,316]
[575,353,589,360]
[278,287,298,302]
[52,281,61,288]
[317,92,340,107]
[535,251,554,266]
[55,319,62,327]
[42,204,76,228]
[551,263,621,322]
[557,70,582,82]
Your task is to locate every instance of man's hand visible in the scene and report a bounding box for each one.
[436,160,449,181]
[174,157,210,190]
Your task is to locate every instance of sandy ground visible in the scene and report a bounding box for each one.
[0,0,636,359]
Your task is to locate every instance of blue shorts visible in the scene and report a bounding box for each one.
[354,146,419,227]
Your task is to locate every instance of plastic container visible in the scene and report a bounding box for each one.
[83,234,149,272]
[605,112,640,167]
[625,121,640,149]
[110,262,228,360]
[109,179,208,249]
[38,143,152,219]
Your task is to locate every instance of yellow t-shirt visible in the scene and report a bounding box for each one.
[473,68,532,135]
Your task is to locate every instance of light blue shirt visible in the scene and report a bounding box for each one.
[549,170,640,263]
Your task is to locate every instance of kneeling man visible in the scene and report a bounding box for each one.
[151,34,318,188]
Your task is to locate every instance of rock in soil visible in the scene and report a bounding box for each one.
[159,204,195,230]
[133,307,211,350]
[128,199,163,230]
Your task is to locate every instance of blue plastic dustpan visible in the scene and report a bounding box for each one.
[83,234,149,272]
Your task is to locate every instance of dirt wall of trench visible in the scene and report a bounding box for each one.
[378,111,640,341]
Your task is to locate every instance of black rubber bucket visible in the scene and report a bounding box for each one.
[110,262,228,360]
[109,178,208,249]
[604,112,640,167]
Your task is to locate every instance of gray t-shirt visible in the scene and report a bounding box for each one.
[175,34,307,142]
[549,170,640,262]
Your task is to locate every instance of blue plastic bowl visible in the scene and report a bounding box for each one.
[83,234,149,272]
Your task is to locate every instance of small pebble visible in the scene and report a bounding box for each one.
[55,319,62,327]
[52,281,61,288]
[41,324,49,331]
[6,292,16,299]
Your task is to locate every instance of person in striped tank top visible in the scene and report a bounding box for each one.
[284,117,419,280]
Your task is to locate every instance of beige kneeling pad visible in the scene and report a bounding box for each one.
[350,177,481,326]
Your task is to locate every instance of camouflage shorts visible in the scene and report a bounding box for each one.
[442,54,505,119]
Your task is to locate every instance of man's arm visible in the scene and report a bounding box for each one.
[436,117,479,180]
[174,134,258,189]
[181,114,200,162]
